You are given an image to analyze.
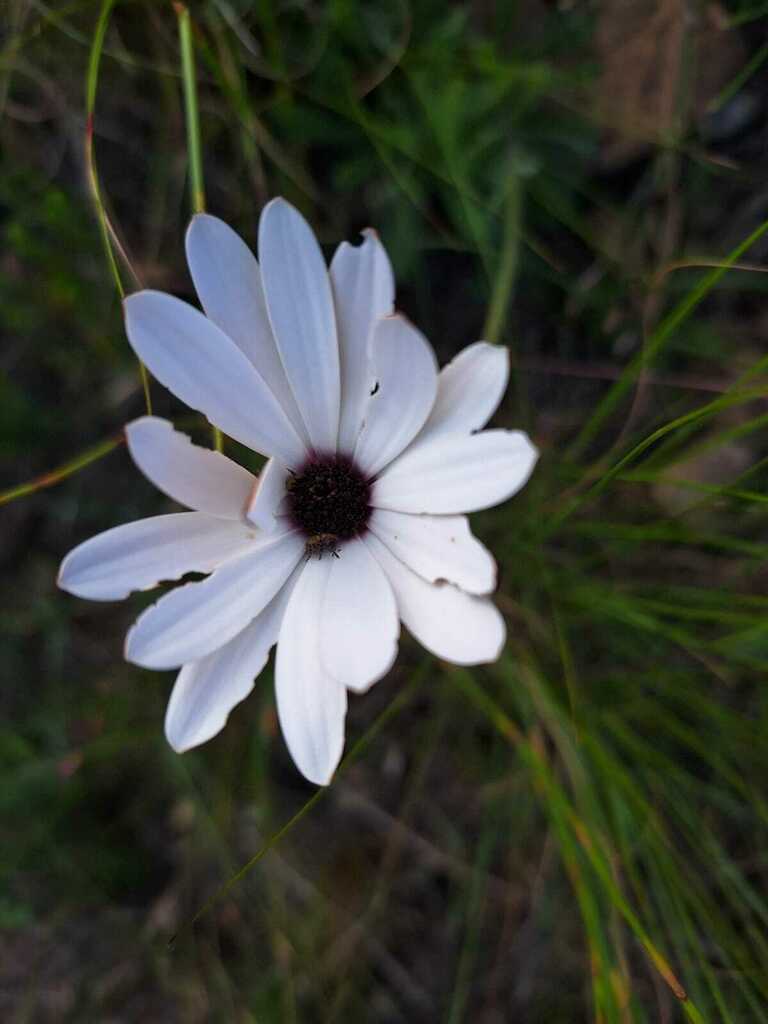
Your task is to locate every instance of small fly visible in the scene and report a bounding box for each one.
[304,533,341,560]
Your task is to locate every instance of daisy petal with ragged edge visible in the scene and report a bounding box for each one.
[58,196,539,787]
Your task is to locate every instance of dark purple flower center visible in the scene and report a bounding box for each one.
[286,454,371,553]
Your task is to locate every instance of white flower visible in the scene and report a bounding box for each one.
[58,198,538,785]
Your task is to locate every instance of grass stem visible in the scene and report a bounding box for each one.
[86,0,152,413]
[174,3,221,450]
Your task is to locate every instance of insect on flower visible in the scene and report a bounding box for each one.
[304,533,341,560]
[58,198,539,786]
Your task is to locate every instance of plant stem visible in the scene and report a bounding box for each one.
[175,2,206,216]
[86,0,152,413]
[174,3,222,450]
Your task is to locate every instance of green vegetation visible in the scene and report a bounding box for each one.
[3,1,768,1019]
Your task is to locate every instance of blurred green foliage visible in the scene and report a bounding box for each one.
[3,0,768,1021]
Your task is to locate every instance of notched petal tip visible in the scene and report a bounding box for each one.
[340,226,380,250]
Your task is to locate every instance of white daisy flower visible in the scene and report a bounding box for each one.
[58,198,538,785]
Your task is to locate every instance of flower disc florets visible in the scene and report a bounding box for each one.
[286,455,371,551]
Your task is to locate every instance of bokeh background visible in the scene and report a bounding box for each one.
[4,1,768,1020]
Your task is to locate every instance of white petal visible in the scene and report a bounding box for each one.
[125,416,255,519]
[420,341,509,440]
[185,214,309,443]
[369,508,496,596]
[320,538,398,692]
[365,533,505,665]
[258,198,340,453]
[275,559,347,785]
[58,513,256,601]
[245,457,291,533]
[372,429,538,514]
[354,315,438,477]
[165,580,294,752]
[125,530,304,669]
[124,290,306,466]
[330,229,394,454]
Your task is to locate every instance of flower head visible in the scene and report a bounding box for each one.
[58,199,538,785]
